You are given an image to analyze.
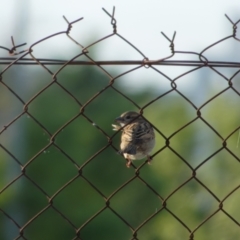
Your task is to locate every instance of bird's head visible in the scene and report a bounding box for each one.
[115,111,142,126]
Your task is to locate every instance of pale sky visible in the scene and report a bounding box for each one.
[1,0,239,90]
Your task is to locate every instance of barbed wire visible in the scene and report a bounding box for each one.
[0,6,240,240]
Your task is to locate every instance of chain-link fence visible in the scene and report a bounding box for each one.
[1,7,240,240]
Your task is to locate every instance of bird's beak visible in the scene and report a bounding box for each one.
[115,116,123,123]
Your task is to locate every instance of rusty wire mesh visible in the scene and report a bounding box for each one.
[1,7,240,240]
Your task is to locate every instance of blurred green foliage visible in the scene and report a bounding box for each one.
[0,63,240,240]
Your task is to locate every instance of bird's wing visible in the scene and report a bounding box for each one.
[120,122,152,154]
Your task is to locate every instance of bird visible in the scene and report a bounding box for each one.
[112,111,155,167]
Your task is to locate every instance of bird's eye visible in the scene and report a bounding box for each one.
[126,115,131,119]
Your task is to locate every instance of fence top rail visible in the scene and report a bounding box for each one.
[0,58,240,68]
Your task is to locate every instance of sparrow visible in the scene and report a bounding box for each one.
[112,111,155,167]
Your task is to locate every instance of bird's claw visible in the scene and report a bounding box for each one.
[126,160,131,168]
[147,156,152,165]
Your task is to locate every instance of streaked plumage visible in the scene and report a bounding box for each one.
[112,111,155,167]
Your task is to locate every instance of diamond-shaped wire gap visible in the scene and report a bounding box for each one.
[169,118,224,168]
[196,149,240,199]
[84,34,147,61]
[201,88,240,137]
[22,207,76,240]
[55,114,109,166]
[82,147,136,196]
[110,64,173,95]
[153,62,201,82]
[173,67,230,107]
[56,64,111,104]
[0,209,20,240]
[139,147,192,199]
[113,68,175,109]
[200,36,240,62]
[0,112,51,166]
[79,207,132,240]
[135,208,190,240]
[25,144,79,196]
[221,188,240,223]
[110,178,161,228]
[193,210,240,240]
[115,31,152,61]
[0,175,48,226]
[143,89,197,136]
[28,33,81,60]
[170,116,225,167]
[53,176,105,228]
[98,64,143,89]
[166,178,219,229]
[26,82,80,133]
[3,114,52,165]
[0,81,24,131]
[0,145,23,190]
[0,69,25,103]
[1,65,54,102]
